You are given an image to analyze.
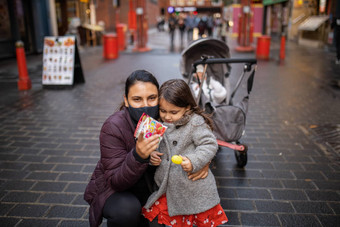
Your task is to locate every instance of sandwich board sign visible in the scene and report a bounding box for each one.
[42,36,85,88]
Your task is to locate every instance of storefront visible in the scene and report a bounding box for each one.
[262,0,290,38]
[0,0,51,58]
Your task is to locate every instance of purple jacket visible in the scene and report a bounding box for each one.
[84,107,151,227]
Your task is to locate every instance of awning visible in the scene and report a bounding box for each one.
[298,16,329,31]
[263,0,288,6]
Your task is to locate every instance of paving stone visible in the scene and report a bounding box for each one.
[240,212,281,226]
[14,147,42,155]
[0,154,20,161]
[328,202,340,214]
[313,181,340,190]
[231,169,263,178]
[272,163,304,171]
[32,182,67,192]
[306,190,340,202]
[218,188,237,199]
[0,162,26,170]
[82,165,96,173]
[292,201,334,214]
[236,188,271,199]
[255,200,294,213]
[59,220,89,227]
[16,219,60,227]
[18,155,47,162]
[8,204,49,217]
[0,170,29,180]
[2,191,40,203]
[40,149,67,156]
[281,179,317,190]
[216,178,250,188]
[46,205,87,218]
[72,194,88,205]
[317,215,340,227]
[0,203,15,215]
[25,172,59,181]
[39,193,75,204]
[220,199,255,211]
[248,179,283,188]
[58,173,89,182]
[222,211,240,226]
[65,183,88,193]
[0,180,34,190]
[24,163,55,171]
[54,164,83,172]
[261,170,295,179]
[293,171,326,180]
[0,217,20,226]
[279,214,322,227]
[270,189,308,201]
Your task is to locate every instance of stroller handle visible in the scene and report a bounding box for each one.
[193,58,257,66]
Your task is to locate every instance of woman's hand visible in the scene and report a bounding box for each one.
[135,132,160,159]
[187,162,209,181]
[150,151,163,166]
[181,156,193,173]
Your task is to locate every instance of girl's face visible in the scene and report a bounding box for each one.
[159,98,190,123]
[124,82,158,108]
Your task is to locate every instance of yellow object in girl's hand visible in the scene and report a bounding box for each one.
[171,155,182,164]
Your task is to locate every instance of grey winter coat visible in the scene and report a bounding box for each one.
[144,113,220,217]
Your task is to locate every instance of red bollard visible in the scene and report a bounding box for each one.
[280,35,286,60]
[103,33,118,59]
[256,36,271,60]
[16,41,32,90]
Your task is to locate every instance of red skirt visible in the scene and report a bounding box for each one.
[142,194,228,227]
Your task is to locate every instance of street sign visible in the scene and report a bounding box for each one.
[42,36,84,88]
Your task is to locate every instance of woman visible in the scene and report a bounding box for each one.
[84,70,209,227]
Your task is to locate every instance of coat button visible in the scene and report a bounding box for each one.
[173,141,177,146]
[175,126,180,129]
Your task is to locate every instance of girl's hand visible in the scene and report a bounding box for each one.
[188,162,209,181]
[181,156,193,173]
[135,132,160,159]
[150,151,163,166]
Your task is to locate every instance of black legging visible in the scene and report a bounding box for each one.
[102,191,163,227]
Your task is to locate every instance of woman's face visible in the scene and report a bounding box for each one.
[124,82,159,108]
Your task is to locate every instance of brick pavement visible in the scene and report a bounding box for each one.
[0,29,339,226]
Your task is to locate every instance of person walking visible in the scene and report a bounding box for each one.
[168,13,178,51]
[178,14,186,49]
[331,15,340,64]
[142,79,228,227]
[185,12,196,43]
[84,71,209,227]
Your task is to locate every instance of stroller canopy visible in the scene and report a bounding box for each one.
[180,38,230,82]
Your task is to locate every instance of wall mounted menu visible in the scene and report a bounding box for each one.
[42,36,84,87]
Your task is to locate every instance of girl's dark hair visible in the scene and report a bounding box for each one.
[159,79,213,130]
[120,70,159,110]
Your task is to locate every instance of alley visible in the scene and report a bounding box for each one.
[0,29,339,226]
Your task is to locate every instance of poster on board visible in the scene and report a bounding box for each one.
[42,36,84,87]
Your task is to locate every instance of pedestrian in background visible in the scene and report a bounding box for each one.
[168,13,178,51]
[178,14,186,49]
[331,15,340,64]
[84,70,210,227]
[185,12,196,43]
[142,79,228,227]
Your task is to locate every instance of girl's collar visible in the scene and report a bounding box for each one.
[172,110,193,126]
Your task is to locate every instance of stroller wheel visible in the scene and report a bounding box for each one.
[234,144,248,168]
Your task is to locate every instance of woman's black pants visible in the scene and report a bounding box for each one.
[102,191,162,227]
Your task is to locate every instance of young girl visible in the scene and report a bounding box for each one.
[142,79,228,227]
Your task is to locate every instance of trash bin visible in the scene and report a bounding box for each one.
[116,23,126,51]
[256,36,271,60]
[103,33,118,59]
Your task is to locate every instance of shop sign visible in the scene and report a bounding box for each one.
[263,0,287,6]
[42,36,84,87]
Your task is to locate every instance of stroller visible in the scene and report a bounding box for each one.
[180,38,257,167]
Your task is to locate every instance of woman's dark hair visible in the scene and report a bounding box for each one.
[159,79,213,130]
[120,70,159,110]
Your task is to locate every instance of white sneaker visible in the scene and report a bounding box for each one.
[336,59,340,64]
